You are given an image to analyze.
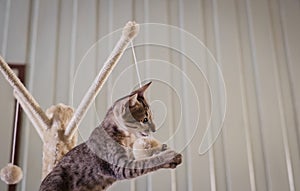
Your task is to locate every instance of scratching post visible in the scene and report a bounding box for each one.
[0,56,50,139]
[64,21,140,140]
[0,21,140,181]
[42,104,76,178]
[14,90,45,139]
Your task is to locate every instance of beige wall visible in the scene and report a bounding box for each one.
[0,0,300,191]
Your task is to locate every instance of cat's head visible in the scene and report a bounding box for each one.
[113,82,155,137]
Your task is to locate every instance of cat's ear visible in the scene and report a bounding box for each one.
[129,93,138,107]
[136,81,152,97]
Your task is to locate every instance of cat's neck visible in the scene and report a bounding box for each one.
[92,107,135,147]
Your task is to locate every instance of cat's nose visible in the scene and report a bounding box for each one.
[150,123,156,132]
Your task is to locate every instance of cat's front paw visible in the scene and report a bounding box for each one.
[166,153,182,169]
[160,150,182,169]
[161,144,168,151]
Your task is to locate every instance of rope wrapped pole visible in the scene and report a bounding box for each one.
[14,90,44,140]
[64,21,140,139]
[0,56,50,137]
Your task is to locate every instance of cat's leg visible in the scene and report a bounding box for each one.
[39,168,69,191]
[113,149,182,180]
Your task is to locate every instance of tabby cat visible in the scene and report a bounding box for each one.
[39,82,182,191]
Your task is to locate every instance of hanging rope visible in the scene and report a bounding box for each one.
[11,101,19,164]
[0,101,23,185]
[130,41,142,88]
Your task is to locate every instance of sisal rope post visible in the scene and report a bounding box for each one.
[0,56,50,138]
[42,103,76,179]
[64,21,140,139]
[14,90,45,140]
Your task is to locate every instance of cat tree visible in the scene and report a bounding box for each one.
[0,21,140,180]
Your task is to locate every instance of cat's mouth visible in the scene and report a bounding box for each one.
[138,132,149,137]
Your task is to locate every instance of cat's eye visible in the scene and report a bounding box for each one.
[142,118,148,123]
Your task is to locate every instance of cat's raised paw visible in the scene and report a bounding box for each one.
[161,144,168,151]
[161,150,182,169]
[167,153,182,169]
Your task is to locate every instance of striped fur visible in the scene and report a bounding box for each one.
[39,83,182,191]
